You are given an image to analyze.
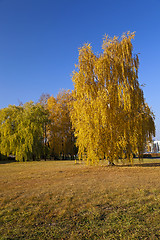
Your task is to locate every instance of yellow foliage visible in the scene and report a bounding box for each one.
[47,90,76,159]
[70,32,155,165]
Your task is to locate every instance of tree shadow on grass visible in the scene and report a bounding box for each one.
[118,162,160,167]
[0,160,17,164]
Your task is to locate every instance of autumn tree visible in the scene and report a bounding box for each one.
[47,90,76,159]
[18,101,49,161]
[0,105,22,159]
[0,102,49,161]
[70,32,155,165]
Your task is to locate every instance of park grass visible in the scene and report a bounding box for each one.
[1,160,160,239]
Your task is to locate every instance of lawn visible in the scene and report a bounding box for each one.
[1,159,160,239]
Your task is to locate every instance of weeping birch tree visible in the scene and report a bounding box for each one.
[70,32,155,165]
[0,102,49,161]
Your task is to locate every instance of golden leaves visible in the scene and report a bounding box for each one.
[70,32,155,165]
[47,90,76,158]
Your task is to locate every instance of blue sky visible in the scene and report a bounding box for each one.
[0,0,160,139]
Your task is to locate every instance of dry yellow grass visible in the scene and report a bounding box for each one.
[1,160,160,239]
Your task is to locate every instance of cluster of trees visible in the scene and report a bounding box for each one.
[0,91,77,161]
[0,32,155,164]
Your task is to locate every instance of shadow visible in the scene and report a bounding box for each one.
[0,159,17,164]
[0,153,16,164]
[117,162,160,168]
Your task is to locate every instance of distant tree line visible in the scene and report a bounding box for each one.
[0,32,155,164]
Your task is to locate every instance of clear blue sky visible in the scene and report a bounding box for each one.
[0,0,160,139]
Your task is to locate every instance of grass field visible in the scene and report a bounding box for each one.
[1,159,160,239]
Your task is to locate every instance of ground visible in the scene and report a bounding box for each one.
[1,159,160,239]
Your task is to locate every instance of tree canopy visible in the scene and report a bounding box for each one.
[0,102,49,161]
[70,32,155,165]
[47,90,77,159]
